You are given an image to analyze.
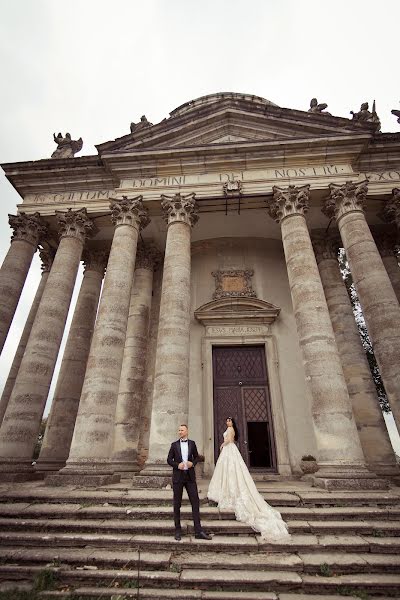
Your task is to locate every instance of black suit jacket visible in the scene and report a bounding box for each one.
[167,439,199,483]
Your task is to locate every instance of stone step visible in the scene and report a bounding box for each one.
[35,589,363,600]
[0,517,251,535]
[1,502,399,521]
[2,546,400,575]
[1,530,400,554]
[1,485,399,508]
[1,516,400,537]
[1,564,400,596]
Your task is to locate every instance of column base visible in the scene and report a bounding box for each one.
[312,476,389,490]
[312,462,389,490]
[34,460,66,473]
[132,474,171,488]
[139,462,172,487]
[0,460,45,482]
[46,472,121,487]
[45,461,121,487]
[367,461,400,479]
[108,461,141,476]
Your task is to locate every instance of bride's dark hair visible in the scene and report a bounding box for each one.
[227,416,240,441]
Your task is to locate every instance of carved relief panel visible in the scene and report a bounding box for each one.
[212,269,256,300]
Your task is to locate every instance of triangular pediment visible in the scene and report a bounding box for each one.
[97,93,377,155]
[194,297,281,326]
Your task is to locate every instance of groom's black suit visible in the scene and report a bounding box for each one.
[167,439,202,534]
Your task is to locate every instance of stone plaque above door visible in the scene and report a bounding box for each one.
[212,269,256,299]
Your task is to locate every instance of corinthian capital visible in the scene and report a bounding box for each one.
[380,188,400,229]
[268,185,310,223]
[323,180,368,221]
[82,248,109,275]
[135,242,163,271]
[39,247,55,273]
[110,195,150,229]
[161,193,199,227]
[56,208,96,243]
[8,212,47,247]
[311,233,340,264]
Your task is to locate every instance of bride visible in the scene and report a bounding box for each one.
[207,417,290,541]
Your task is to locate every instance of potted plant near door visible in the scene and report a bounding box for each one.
[300,454,318,474]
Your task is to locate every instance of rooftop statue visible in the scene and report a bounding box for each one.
[391,109,400,125]
[350,101,380,128]
[130,115,153,134]
[51,132,83,159]
[308,98,331,115]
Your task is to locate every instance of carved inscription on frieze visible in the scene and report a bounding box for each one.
[206,325,268,337]
[28,190,113,205]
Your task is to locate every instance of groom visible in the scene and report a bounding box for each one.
[167,424,211,541]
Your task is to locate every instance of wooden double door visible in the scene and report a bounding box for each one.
[212,345,277,471]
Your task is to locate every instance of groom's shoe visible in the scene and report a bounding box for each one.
[174,530,182,541]
[194,530,212,540]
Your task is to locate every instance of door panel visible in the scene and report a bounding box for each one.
[212,346,277,471]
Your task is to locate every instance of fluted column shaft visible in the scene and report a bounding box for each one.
[111,244,160,473]
[36,251,107,472]
[324,182,400,432]
[0,249,53,425]
[0,213,46,353]
[313,236,398,476]
[142,193,198,477]
[268,185,376,490]
[56,196,149,486]
[0,209,94,480]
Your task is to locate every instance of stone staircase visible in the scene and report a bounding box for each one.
[0,480,400,599]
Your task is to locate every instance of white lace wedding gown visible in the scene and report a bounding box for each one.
[207,428,290,540]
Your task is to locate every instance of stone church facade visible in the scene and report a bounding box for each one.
[0,92,399,489]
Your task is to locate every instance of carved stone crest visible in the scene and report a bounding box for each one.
[212,269,256,300]
[223,179,242,196]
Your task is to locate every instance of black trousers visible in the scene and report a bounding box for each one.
[173,475,202,534]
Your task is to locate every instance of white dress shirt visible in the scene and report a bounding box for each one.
[180,438,189,469]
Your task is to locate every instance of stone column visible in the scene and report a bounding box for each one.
[267,185,379,490]
[137,264,163,467]
[324,182,400,433]
[312,233,399,477]
[373,229,400,304]
[51,196,149,486]
[141,193,198,480]
[0,248,54,425]
[36,249,108,472]
[111,243,161,474]
[0,209,94,481]
[378,188,400,303]
[0,213,47,354]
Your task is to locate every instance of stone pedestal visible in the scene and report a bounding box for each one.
[141,193,198,477]
[36,250,107,472]
[324,182,400,434]
[111,244,161,474]
[0,249,53,425]
[0,213,46,353]
[313,234,399,478]
[49,197,149,487]
[268,185,381,490]
[0,209,94,481]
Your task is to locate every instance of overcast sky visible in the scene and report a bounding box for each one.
[0,0,399,453]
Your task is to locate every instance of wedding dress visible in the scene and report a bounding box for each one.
[207,427,290,540]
